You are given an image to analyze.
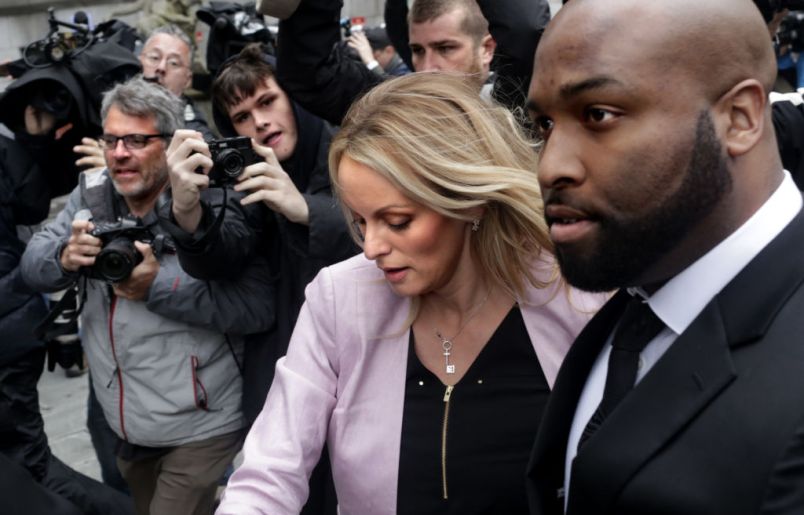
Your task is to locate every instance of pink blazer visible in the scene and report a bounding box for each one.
[216,254,604,515]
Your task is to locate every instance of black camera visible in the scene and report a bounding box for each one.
[85,216,153,283]
[206,136,260,186]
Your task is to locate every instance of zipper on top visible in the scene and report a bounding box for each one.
[441,384,454,500]
[108,295,128,441]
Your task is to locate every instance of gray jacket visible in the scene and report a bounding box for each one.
[20,170,274,447]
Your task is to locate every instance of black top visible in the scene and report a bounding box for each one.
[397,306,550,514]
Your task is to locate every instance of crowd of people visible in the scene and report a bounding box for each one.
[5,0,804,514]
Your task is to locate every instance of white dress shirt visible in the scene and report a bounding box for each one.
[563,171,803,510]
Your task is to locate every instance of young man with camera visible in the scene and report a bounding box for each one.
[164,43,356,515]
[165,45,355,417]
[21,77,274,515]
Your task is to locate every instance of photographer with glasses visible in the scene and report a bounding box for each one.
[21,77,274,515]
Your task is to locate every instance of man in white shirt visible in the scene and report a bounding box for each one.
[525,0,804,513]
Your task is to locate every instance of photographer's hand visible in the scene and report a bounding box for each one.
[73,137,106,174]
[113,241,159,301]
[235,141,310,225]
[60,220,100,272]
[347,31,376,66]
[166,130,212,233]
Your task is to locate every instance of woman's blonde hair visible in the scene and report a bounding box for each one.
[329,72,556,299]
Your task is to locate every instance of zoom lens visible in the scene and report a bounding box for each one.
[216,149,246,178]
[93,238,142,282]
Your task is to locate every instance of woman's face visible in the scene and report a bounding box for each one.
[337,155,473,297]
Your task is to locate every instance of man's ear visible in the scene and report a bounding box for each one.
[479,34,496,69]
[714,79,766,158]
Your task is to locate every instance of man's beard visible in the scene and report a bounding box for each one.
[111,166,169,202]
[465,50,486,90]
[554,111,733,292]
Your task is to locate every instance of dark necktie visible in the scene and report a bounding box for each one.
[578,296,665,449]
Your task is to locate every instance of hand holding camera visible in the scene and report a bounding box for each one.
[60,216,160,298]
[61,219,101,273]
[234,139,310,225]
[111,241,158,301]
[166,129,213,232]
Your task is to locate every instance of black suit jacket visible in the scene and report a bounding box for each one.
[527,204,804,515]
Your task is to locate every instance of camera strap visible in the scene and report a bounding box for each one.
[33,279,86,341]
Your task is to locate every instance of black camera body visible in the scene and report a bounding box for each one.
[207,136,260,186]
[85,216,153,283]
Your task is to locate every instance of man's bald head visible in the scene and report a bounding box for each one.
[541,0,776,100]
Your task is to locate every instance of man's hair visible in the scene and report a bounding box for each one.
[212,44,276,116]
[365,27,392,51]
[329,73,555,301]
[101,77,184,136]
[146,24,195,63]
[409,0,489,44]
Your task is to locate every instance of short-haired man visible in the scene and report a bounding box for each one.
[21,77,273,515]
[139,25,215,141]
[268,0,550,125]
[526,0,804,513]
[399,0,495,91]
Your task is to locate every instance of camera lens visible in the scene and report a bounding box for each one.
[94,238,143,283]
[215,149,246,178]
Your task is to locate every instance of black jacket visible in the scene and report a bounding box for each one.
[182,95,216,142]
[277,0,552,126]
[528,207,804,514]
[0,134,49,367]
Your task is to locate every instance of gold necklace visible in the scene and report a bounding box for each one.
[434,289,491,374]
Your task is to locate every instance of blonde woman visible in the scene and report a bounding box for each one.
[217,73,606,515]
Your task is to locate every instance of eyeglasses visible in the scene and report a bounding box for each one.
[99,133,169,150]
[142,51,187,71]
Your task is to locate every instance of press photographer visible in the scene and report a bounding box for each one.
[0,10,143,515]
[20,77,274,515]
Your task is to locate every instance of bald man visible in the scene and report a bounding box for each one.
[526,0,804,513]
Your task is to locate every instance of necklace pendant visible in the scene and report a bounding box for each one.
[446,364,455,374]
